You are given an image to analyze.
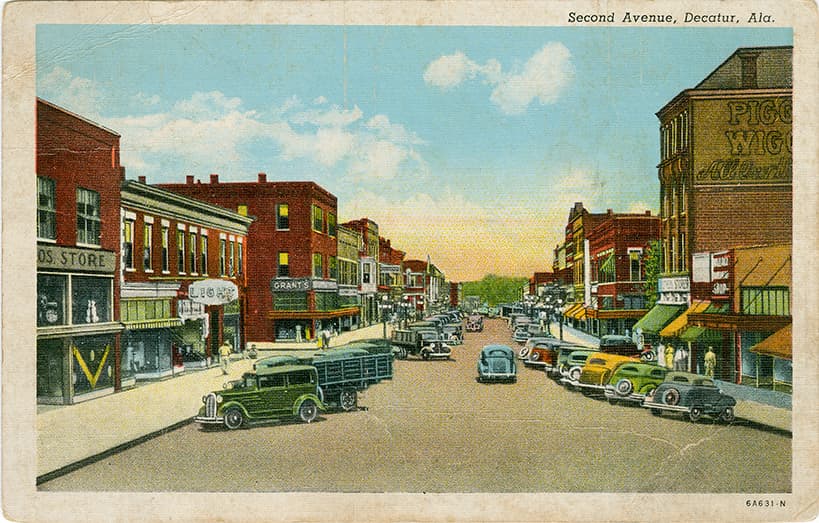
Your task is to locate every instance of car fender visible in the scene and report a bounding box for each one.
[292,394,325,416]
[219,400,250,419]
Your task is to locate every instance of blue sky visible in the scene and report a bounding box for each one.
[36,25,792,280]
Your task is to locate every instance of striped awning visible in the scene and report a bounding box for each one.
[563,303,583,318]
[659,300,711,338]
[122,318,183,330]
[751,324,792,360]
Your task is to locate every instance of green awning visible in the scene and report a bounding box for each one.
[679,326,706,342]
[633,304,683,335]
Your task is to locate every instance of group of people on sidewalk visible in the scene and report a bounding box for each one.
[654,341,717,377]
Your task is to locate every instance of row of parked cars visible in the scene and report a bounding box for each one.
[513,321,737,424]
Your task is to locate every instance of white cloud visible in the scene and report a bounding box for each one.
[39,66,105,119]
[348,140,408,180]
[424,43,574,115]
[133,92,160,106]
[365,115,425,145]
[291,105,363,127]
[312,96,328,105]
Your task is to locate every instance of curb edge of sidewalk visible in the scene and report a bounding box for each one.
[36,417,194,486]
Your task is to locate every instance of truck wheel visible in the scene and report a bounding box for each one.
[298,400,318,423]
[339,390,357,412]
[688,406,703,422]
[719,407,735,423]
[223,408,244,430]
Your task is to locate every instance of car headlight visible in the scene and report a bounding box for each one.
[216,395,224,404]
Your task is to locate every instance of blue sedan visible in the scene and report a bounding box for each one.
[477,344,517,383]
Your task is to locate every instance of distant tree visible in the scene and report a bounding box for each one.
[642,240,662,308]
[462,274,529,306]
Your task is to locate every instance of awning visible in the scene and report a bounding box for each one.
[123,318,184,330]
[659,300,711,338]
[751,324,792,360]
[563,303,583,318]
[633,304,683,335]
[573,307,588,320]
[679,326,706,342]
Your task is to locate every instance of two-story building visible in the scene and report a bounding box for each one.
[120,178,252,383]
[36,98,124,404]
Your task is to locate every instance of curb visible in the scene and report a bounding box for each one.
[36,418,194,486]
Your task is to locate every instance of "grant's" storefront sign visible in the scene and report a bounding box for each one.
[37,245,116,274]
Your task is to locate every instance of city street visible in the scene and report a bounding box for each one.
[39,318,791,493]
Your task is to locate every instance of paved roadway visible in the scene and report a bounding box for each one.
[39,318,791,493]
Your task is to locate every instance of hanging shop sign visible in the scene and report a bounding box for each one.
[657,276,690,305]
[710,250,733,300]
[188,279,238,305]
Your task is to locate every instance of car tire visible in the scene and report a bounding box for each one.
[719,406,735,423]
[339,389,357,412]
[650,408,663,417]
[421,350,430,361]
[663,387,681,406]
[298,400,318,423]
[608,398,619,406]
[223,408,244,430]
[569,367,582,381]
[615,379,633,396]
[688,406,703,422]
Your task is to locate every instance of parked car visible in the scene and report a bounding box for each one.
[569,352,637,396]
[390,329,452,360]
[477,344,517,383]
[466,314,484,332]
[603,362,668,404]
[558,348,599,383]
[518,336,559,359]
[512,326,532,343]
[642,371,737,422]
[194,364,324,429]
[598,334,654,361]
[525,340,585,370]
[442,323,464,345]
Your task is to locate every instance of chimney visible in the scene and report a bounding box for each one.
[607,208,613,215]
[738,50,760,89]
[645,210,652,216]
[137,175,146,183]
[258,172,267,183]
[210,174,219,184]
[186,175,194,185]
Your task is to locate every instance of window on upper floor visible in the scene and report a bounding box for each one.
[143,222,153,271]
[177,230,186,274]
[219,239,227,276]
[312,205,324,233]
[278,252,289,277]
[123,218,135,270]
[200,234,208,275]
[313,253,324,279]
[237,241,243,276]
[189,232,197,274]
[76,188,100,245]
[328,212,337,237]
[329,256,337,280]
[629,249,643,281]
[277,204,289,230]
[37,177,57,240]
[161,226,169,272]
[229,240,235,277]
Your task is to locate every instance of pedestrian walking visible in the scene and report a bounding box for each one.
[665,344,675,369]
[240,343,248,360]
[322,329,331,349]
[296,324,303,343]
[656,341,666,367]
[219,340,232,375]
[704,346,717,378]
[674,345,688,371]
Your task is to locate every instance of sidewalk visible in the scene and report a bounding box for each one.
[554,321,791,433]
[36,323,391,481]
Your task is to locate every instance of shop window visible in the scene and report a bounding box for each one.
[161,226,169,272]
[76,188,101,245]
[189,232,197,274]
[278,252,289,277]
[315,292,339,311]
[312,205,324,233]
[37,274,67,327]
[37,176,57,240]
[177,230,186,274]
[123,218,135,270]
[72,276,112,324]
[274,292,307,311]
[277,204,289,230]
[328,212,337,237]
[143,222,153,271]
[37,339,64,398]
[200,234,209,275]
[122,330,171,377]
[313,253,324,279]
[72,335,115,394]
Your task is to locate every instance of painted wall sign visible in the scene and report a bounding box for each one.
[37,245,116,274]
[691,252,712,282]
[188,279,238,305]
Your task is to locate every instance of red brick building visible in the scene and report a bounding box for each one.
[586,210,661,337]
[378,236,406,303]
[120,179,252,383]
[341,218,380,325]
[36,98,124,404]
[156,174,356,343]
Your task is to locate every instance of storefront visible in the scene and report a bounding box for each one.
[269,277,360,341]
[176,299,209,369]
[633,303,684,350]
[750,324,792,393]
[37,245,122,404]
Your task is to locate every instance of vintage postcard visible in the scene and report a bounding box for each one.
[3,1,818,521]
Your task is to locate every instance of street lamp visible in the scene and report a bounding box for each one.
[556,297,564,340]
[380,295,391,339]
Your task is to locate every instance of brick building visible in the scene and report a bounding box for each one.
[36,98,124,404]
[586,210,661,337]
[157,174,356,343]
[378,236,406,304]
[637,46,792,385]
[341,218,380,325]
[336,225,362,331]
[120,179,252,383]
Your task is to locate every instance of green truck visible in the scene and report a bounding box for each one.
[255,347,394,411]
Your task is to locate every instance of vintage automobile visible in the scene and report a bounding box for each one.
[194,364,324,429]
[525,339,585,370]
[518,335,558,359]
[391,329,452,360]
[465,314,484,332]
[597,334,650,359]
[603,361,668,404]
[442,323,464,345]
[642,371,737,422]
[477,344,517,383]
[569,352,637,396]
[512,325,532,343]
[557,348,599,383]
